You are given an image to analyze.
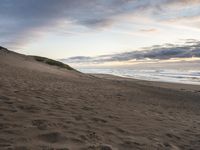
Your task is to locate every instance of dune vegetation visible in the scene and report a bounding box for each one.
[31,56,75,71]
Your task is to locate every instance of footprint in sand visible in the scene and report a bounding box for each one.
[83,144,113,150]
[40,145,70,150]
[0,95,10,101]
[38,132,67,143]
[114,127,129,134]
[0,138,13,148]
[119,140,144,149]
[32,119,49,130]
[73,115,83,121]
[166,133,181,140]
[91,117,108,124]
[162,142,180,150]
[82,106,93,111]
[17,105,40,113]
[13,146,29,150]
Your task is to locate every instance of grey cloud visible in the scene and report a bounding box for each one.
[61,40,200,64]
[1,0,200,48]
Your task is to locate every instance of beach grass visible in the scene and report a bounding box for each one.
[31,56,75,71]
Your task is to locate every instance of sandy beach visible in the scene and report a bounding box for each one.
[0,48,200,150]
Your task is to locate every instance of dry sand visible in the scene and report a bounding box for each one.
[0,48,200,150]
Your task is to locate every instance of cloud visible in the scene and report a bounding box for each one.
[61,40,200,64]
[139,28,158,33]
[168,0,200,5]
[1,0,200,48]
[163,15,200,29]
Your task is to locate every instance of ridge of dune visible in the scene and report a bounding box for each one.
[0,46,8,52]
[0,46,84,78]
[0,46,74,70]
[0,46,25,57]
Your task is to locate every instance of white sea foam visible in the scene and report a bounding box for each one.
[79,68,200,85]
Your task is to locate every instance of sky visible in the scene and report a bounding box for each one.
[0,0,200,68]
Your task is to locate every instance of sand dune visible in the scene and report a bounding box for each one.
[0,47,200,150]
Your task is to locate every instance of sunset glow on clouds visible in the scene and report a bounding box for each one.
[61,40,200,68]
[0,0,200,65]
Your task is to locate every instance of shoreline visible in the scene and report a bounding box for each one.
[78,68,200,86]
[91,73,200,94]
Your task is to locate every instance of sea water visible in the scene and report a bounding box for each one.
[78,68,200,85]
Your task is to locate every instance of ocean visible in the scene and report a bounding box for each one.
[78,68,200,85]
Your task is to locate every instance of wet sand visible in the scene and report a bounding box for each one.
[0,48,200,150]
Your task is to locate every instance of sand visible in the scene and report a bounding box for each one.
[0,48,200,150]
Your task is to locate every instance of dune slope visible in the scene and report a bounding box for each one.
[0,47,200,150]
